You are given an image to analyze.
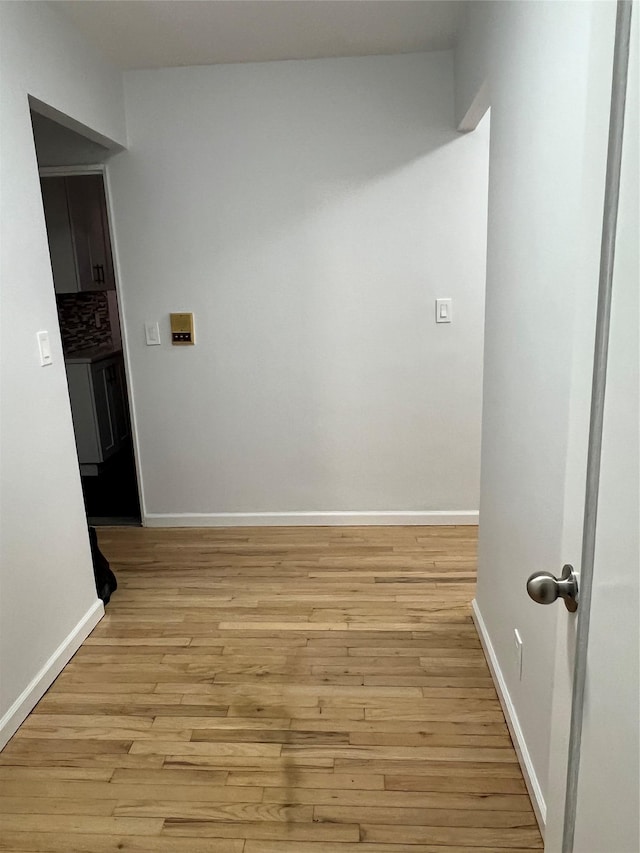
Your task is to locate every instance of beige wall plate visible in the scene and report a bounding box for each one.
[170,312,195,345]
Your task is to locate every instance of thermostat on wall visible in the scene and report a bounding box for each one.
[170,312,195,345]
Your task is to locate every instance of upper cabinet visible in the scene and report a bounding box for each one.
[40,174,115,293]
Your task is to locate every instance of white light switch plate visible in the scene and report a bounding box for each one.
[435,298,452,323]
[514,628,523,680]
[37,330,53,366]
[145,321,161,346]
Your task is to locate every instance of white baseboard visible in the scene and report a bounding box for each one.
[471,599,546,835]
[143,510,479,528]
[0,599,104,751]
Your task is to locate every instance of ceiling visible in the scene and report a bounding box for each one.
[55,1,464,71]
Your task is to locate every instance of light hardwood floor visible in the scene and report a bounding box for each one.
[0,526,542,852]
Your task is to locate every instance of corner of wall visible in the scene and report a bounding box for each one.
[0,599,104,751]
[471,598,547,835]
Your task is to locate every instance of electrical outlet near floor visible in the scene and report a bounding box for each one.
[514,629,523,680]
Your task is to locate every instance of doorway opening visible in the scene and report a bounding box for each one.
[30,108,141,526]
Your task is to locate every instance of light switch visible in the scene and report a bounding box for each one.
[514,629,523,680]
[145,321,161,346]
[37,330,53,366]
[435,298,452,323]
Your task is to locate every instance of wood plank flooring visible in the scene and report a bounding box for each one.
[0,526,542,852]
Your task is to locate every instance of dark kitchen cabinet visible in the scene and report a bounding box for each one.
[91,357,129,456]
[41,174,115,293]
[66,355,130,473]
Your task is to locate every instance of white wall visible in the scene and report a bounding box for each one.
[31,111,113,167]
[0,2,126,744]
[108,51,490,524]
[455,0,614,826]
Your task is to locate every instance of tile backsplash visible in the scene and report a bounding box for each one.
[57,292,112,354]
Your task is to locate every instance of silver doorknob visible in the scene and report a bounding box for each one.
[526,564,579,612]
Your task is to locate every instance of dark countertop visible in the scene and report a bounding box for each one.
[64,344,123,365]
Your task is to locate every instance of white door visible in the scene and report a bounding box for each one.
[456,1,637,848]
[543,5,639,851]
